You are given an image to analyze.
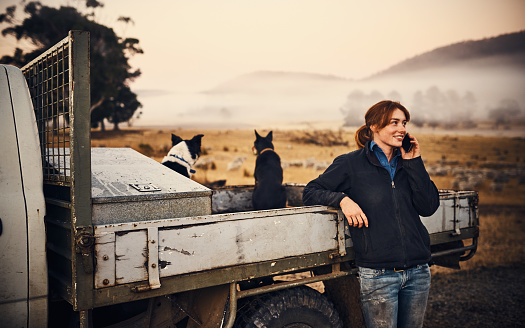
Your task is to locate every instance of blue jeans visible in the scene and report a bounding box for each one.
[358,264,431,328]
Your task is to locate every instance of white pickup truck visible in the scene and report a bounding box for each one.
[0,31,479,328]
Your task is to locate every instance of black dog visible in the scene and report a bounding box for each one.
[161,134,204,178]
[252,130,287,210]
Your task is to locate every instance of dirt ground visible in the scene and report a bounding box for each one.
[425,262,525,328]
[424,204,525,328]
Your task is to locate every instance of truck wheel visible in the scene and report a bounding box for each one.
[236,286,342,328]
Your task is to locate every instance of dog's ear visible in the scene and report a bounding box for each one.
[188,134,204,157]
[266,131,273,142]
[192,134,204,147]
[254,130,261,139]
[171,134,183,146]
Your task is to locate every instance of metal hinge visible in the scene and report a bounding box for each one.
[75,227,95,273]
[451,196,461,236]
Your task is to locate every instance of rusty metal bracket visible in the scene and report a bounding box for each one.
[451,196,461,236]
[132,227,162,291]
[75,227,95,274]
[336,209,347,257]
[147,227,161,290]
[324,209,347,259]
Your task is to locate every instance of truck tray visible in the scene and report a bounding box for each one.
[93,184,478,293]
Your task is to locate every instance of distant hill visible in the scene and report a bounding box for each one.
[369,30,525,78]
[204,70,350,95]
[191,31,525,126]
[198,70,354,122]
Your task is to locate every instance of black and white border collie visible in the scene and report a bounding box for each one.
[252,130,287,210]
[161,134,204,178]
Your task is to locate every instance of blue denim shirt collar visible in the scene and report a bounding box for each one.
[370,141,401,181]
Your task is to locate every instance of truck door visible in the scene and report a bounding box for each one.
[0,65,48,328]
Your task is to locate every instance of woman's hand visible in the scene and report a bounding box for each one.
[340,197,368,228]
[401,133,421,159]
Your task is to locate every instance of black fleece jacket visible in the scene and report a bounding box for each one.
[303,142,440,269]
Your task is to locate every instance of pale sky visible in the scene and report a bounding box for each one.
[1,0,525,128]
[1,0,524,93]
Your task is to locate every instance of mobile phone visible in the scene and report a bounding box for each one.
[402,134,413,152]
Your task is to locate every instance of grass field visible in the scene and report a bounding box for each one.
[91,127,525,273]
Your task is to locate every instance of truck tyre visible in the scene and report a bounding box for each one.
[236,286,343,328]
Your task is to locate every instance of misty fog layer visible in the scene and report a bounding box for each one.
[341,54,525,127]
[135,51,525,130]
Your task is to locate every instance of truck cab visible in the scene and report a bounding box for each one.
[0,64,48,327]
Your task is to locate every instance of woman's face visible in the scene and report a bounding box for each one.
[371,108,407,152]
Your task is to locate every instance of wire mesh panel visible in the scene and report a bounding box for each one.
[23,37,71,184]
[21,31,93,311]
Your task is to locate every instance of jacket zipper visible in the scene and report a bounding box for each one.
[391,178,408,267]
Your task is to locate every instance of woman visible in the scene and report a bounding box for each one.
[303,100,440,328]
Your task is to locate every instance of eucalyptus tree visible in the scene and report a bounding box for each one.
[0,0,143,130]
